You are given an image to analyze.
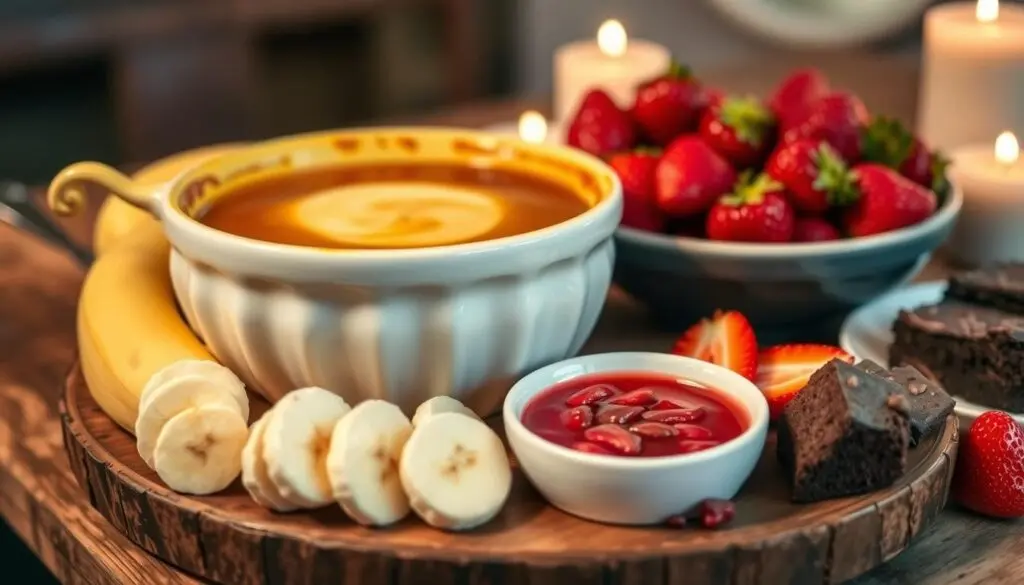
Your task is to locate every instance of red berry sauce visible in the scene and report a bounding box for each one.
[521,371,748,457]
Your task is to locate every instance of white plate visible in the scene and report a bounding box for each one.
[708,0,933,49]
[839,281,1024,424]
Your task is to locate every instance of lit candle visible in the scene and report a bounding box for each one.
[552,20,671,122]
[918,0,1024,151]
[946,131,1024,266]
[517,110,548,144]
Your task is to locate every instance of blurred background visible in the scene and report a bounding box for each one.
[0,0,1014,182]
[0,0,987,184]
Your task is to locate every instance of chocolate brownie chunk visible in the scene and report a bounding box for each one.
[777,359,909,503]
[890,301,1024,412]
[855,360,955,445]
[945,263,1024,315]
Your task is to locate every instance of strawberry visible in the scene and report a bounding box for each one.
[782,92,869,163]
[861,116,951,193]
[755,345,853,421]
[792,217,841,242]
[632,62,705,146]
[698,95,777,168]
[671,310,758,381]
[705,173,795,243]
[765,139,857,213]
[952,411,1024,519]
[842,164,938,237]
[656,136,738,217]
[768,68,830,132]
[566,89,637,157]
[608,149,664,232]
[699,87,726,118]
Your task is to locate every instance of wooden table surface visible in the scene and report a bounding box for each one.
[0,54,1020,585]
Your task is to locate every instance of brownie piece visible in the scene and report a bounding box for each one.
[945,263,1024,315]
[777,359,910,503]
[890,301,1024,412]
[855,360,955,445]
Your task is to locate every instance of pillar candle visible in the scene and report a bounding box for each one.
[553,20,671,122]
[918,0,1024,151]
[946,132,1024,266]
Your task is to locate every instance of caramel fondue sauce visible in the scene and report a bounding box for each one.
[195,164,590,249]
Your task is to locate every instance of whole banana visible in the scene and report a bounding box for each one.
[93,197,154,257]
[93,143,242,256]
[78,221,215,432]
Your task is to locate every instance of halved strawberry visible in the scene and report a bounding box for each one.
[756,344,853,420]
[671,311,758,380]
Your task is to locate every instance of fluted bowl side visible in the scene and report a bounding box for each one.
[156,127,623,414]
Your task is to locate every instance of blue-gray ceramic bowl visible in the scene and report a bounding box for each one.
[613,183,963,335]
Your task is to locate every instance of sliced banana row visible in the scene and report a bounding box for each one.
[245,386,351,510]
[135,360,250,495]
[242,394,511,531]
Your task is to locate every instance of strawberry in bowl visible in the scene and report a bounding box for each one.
[559,63,962,331]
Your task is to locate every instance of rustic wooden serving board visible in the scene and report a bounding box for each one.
[61,363,958,585]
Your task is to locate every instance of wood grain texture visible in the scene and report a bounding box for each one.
[62,361,958,585]
[0,224,200,584]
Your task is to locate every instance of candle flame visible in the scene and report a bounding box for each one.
[995,131,1019,166]
[518,110,548,144]
[977,0,999,23]
[597,19,627,57]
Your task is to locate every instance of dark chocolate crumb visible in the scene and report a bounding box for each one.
[907,380,928,396]
[886,394,911,416]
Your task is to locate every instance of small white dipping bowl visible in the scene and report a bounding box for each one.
[503,352,769,526]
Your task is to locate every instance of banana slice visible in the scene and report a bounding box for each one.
[263,387,351,508]
[241,412,301,512]
[152,404,248,495]
[135,375,244,469]
[411,396,481,427]
[140,359,249,421]
[293,183,505,248]
[399,412,511,531]
[326,400,413,526]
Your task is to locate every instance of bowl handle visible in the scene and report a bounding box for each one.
[47,162,161,219]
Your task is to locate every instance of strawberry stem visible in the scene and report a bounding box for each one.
[719,95,775,146]
[666,60,693,80]
[720,171,782,206]
[633,146,664,157]
[861,116,914,168]
[811,143,859,206]
[930,150,951,197]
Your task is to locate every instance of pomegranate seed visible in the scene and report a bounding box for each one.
[570,441,616,455]
[699,499,735,528]
[650,399,686,411]
[559,406,594,431]
[566,384,617,407]
[673,424,714,440]
[608,388,657,406]
[678,440,721,454]
[665,514,688,529]
[628,421,678,439]
[641,407,706,424]
[583,424,642,455]
[595,404,645,425]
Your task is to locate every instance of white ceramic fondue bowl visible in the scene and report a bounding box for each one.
[504,352,769,525]
[48,128,623,415]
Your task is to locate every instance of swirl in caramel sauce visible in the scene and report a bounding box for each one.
[196,163,590,249]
